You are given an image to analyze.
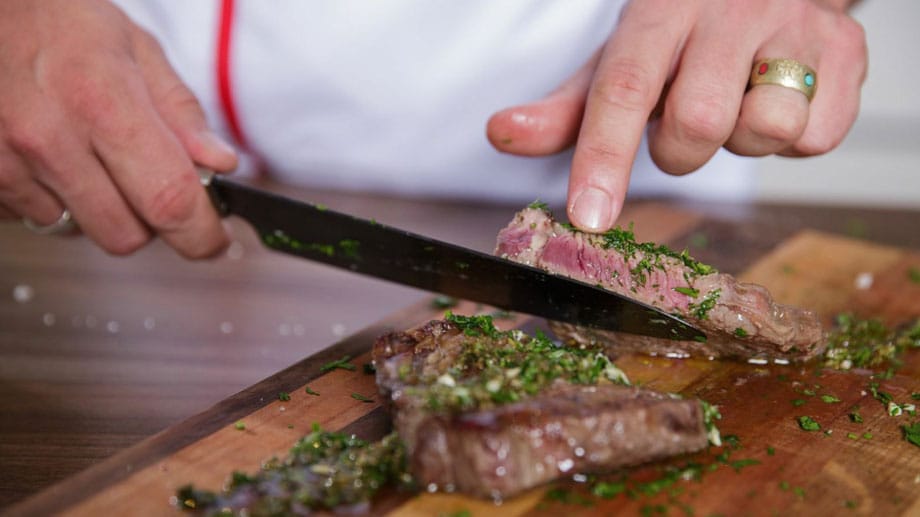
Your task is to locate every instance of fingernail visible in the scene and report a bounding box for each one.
[199,130,237,158]
[571,187,613,232]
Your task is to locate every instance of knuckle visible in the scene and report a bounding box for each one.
[144,172,199,230]
[594,60,657,114]
[6,119,52,158]
[671,94,734,145]
[580,141,630,168]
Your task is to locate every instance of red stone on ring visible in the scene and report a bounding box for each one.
[758,63,769,75]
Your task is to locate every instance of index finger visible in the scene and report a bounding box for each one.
[567,4,685,231]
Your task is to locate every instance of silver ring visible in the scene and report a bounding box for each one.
[23,209,76,235]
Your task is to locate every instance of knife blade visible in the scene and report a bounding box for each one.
[201,174,704,341]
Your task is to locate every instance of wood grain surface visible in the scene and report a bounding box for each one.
[8,221,920,517]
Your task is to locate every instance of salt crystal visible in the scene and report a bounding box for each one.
[854,272,873,290]
[12,284,34,303]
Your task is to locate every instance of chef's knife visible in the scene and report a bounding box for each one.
[201,173,705,341]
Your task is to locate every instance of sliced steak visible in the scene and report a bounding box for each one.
[373,317,710,499]
[413,382,707,499]
[495,207,825,362]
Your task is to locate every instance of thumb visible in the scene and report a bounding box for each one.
[130,27,238,173]
[486,49,601,157]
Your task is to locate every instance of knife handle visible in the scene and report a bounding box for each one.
[197,168,230,217]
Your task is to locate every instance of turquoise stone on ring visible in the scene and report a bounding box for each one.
[804,73,815,87]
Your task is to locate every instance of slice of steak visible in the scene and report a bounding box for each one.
[495,207,825,362]
[413,382,708,499]
[373,317,711,499]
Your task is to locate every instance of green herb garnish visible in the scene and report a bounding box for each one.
[278,392,291,402]
[423,314,632,414]
[824,314,920,370]
[907,267,920,284]
[674,286,699,297]
[430,295,458,309]
[689,289,721,320]
[820,394,841,404]
[849,411,863,423]
[177,426,409,513]
[901,422,920,447]
[792,399,806,407]
[734,327,749,338]
[233,421,246,431]
[321,355,357,373]
[305,386,320,396]
[766,446,775,456]
[528,200,549,211]
[797,416,821,431]
[351,393,373,403]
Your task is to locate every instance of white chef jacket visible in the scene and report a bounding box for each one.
[111,0,754,204]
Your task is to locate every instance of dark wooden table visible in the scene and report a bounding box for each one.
[1,180,918,511]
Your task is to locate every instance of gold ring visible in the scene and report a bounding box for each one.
[23,208,76,235]
[749,58,817,101]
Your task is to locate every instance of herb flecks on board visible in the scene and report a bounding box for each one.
[177,425,410,515]
[823,314,920,371]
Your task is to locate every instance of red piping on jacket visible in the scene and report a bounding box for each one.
[217,0,248,149]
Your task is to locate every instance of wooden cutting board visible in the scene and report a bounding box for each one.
[11,229,920,517]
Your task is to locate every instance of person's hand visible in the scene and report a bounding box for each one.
[487,0,867,232]
[0,0,237,257]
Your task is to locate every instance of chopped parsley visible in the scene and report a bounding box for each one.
[558,221,716,288]
[849,411,863,423]
[734,327,749,338]
[796,416,821,432]
[423,313,632,414]
[177,425,409,514]
[673,286,699,297]
[430,295,458,309]
[823,314,920,370]
[820,394,841,404]
[901,422,920,447]
[689,289,721,320]
[792,399,806,407]
[305,386,320,396]
[320,355,357,373]
[766,446,775,456]
[351,393,374,403]
[907,267,920,284]
[528,200,549,211]
[278,392,291,402]
[233,421,246,431]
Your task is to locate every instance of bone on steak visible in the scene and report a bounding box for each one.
[373,318,710,499]
[494,207,826,362]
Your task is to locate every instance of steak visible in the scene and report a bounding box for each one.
[495,207,825,363]
[373,316,711,499]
